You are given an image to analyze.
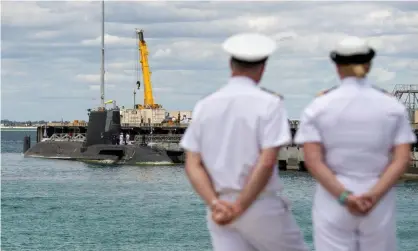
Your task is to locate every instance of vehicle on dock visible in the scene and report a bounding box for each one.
[277,145,306,172]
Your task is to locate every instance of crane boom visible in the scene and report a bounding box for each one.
[136,29,161,109]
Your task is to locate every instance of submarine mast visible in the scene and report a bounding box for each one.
[100,0,105,109]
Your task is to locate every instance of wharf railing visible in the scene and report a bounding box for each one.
[40,121,418,131]
[42,133,87,142]
[121,123,189,128]
[146,142,183,152]
[288,120,299,129]
[46,123,88,127]
[134,134,183,144]
[43,122,190,129]
[41,133,183,143]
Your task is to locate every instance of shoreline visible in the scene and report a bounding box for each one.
[284,165,418,182]
[1,127,37,131]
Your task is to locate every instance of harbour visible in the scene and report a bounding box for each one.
[3,1,418,250]
[19,0,418,179]
[27,120,418,178]
[2,130,418,251]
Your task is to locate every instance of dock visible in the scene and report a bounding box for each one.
[34,121,418,179]
[35,122,188,143]
[400,173,418,181]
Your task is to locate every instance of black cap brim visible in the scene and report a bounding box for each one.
[231,56,268,65]
[330,49,375,65]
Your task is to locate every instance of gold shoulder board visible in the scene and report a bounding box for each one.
[316,86,338,97]
[260,87,284,100]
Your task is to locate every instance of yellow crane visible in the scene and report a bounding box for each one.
[135,29,162,109]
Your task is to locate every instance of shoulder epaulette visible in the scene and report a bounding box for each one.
[260,87,284,100]
[316,86,338,97]
[372,85,392,96]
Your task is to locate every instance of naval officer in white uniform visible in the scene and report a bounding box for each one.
[294,36,416,251]
[180,33,308,251]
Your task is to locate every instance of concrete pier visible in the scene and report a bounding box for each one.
[278,146,418,181]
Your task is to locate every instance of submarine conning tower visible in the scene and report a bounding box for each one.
[85,108,122,147]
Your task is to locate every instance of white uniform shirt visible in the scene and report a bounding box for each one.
[180,76,292,193]
[294,77,417,179]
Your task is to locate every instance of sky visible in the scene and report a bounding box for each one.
[1,1,418,121]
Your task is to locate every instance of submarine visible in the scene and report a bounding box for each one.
[24,107,177,165]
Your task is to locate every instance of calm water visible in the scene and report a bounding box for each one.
[1,131,418,251]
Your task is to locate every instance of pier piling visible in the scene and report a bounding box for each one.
[23,135,31,153]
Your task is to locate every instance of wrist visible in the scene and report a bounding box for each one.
[208,198,219,210]
[337,190,353,205]
[234,200,246,214]
[368,189,382,201]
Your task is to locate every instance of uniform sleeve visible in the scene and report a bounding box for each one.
[259,100,292,149]
[179,105,201,153]
[294,108,322,144]
[393,108,417,146]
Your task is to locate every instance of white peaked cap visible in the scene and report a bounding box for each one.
[222,33,277,62]
[334,36,370,56]
[330,36,375,64]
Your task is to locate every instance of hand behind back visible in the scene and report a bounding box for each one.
[211,200,242,226]
[212,193,379,224]
[345,193,378,216]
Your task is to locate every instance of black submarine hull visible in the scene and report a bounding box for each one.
[24,141,177,165]
[24,109,181,165]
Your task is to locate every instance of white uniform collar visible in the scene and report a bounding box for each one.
[340,76,369,86]
[228,76,257,87]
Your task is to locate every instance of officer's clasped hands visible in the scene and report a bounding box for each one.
[345,193,377,216]
[211,199,243,225]
[210,192,379,226]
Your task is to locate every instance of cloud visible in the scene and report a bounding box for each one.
[1,1,418,121]
[81,34,136,46]
[89,84,116,91]
[369,68,397,83]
